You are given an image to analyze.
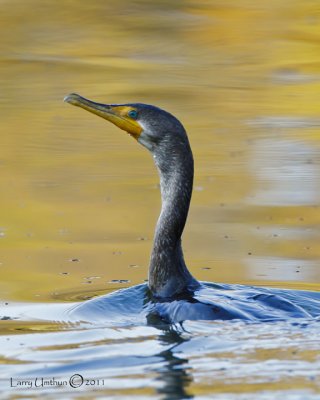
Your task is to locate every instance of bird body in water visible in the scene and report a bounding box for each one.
[64,94,320,323]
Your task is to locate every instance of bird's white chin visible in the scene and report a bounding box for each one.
[137,131,154,151]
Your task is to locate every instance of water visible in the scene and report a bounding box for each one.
[2,320,320,399]
[1,0,320,398]
[1,282,319,398]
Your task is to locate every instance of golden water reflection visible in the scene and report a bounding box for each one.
[0,0,320,303]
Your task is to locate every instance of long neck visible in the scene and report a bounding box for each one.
[148,137,198,297]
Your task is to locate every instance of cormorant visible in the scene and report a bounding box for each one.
[64,94,320,323]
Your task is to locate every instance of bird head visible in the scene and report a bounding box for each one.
[64,93,186,152]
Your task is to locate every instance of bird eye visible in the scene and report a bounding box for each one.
[128,110,138,119]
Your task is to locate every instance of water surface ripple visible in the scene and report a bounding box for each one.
[0,283,319,399]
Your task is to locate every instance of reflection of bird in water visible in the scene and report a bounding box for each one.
[64,94,320,323]
[64,93,199,298]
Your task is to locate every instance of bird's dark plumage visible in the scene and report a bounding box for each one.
[64,94,199,298]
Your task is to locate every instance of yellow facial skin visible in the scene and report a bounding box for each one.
[64,93,143,139]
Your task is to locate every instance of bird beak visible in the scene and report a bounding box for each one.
[64,93,142,139]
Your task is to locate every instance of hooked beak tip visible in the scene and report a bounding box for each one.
[64,93,81,105]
